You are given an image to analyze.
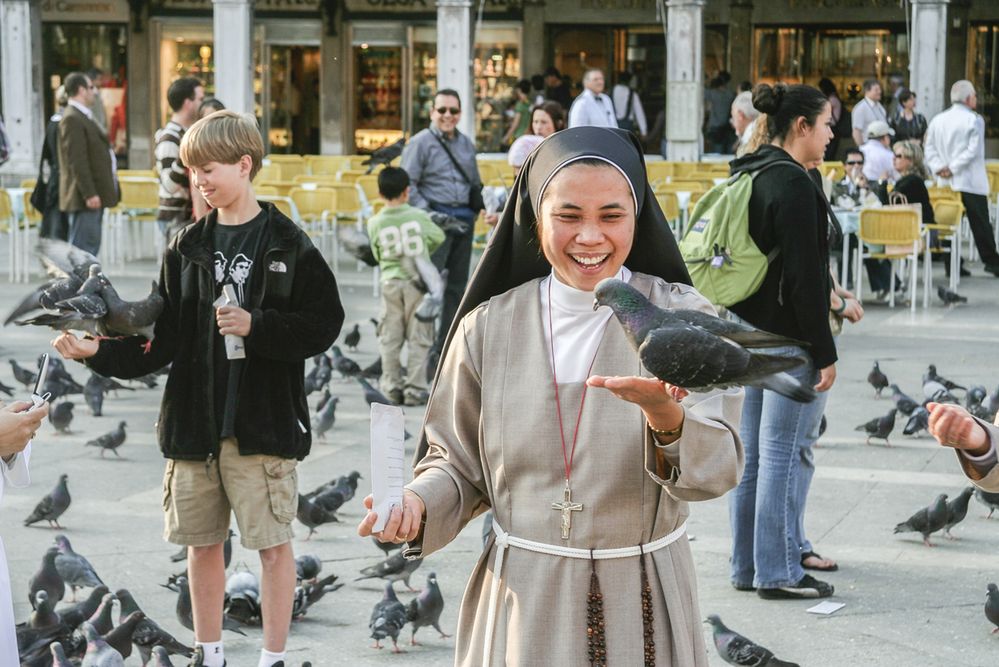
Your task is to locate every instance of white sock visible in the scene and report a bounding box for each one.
[196,641,225,667]
[258,649,286,667]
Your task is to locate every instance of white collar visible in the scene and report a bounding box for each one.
[68,99,93,119]
[547,266,632,311]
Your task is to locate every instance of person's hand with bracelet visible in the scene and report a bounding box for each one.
[831,293,864,324]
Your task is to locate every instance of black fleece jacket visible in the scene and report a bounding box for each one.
[85,202,345,460]
[727,145,837,369]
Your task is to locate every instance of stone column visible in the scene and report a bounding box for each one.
[0,0,44,182]
[521,0,546,84]
[665,0,705,162]
[212,0,254,115]
[727,0,753,88]
[320,25,347,155]
[909,0,950,120]
[436,0,474,141]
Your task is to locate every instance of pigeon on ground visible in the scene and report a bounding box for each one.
[86,421,127,457]
[407,572,450,645]
[24,473,71,528]
[315,387,332,412]
[966,385,988,409]
[48,401,75,434]
[102,610,146,659]
[594,278,815,402]
[344,323,361,351]
[292,572,344,619]
[903,407,930,436]
[312,395,339,440]
[304,354,333,396]
[0,379,13,396]
[84,374,106,416]
[358,377,396,406]
[975,488,999,518]
[938,285,967,305]
[867,361,889,397]
[818,414,827,438]
[54,534,104,599]
[854,409,897,446]
[224,570,261,625]
[894,493,949,546]
[705,614,799,667]
[57,584,109,631]
[296,554,323,583]
[361,356,383,380]
[149,646,177,666]
[331,345,361,378]
[889,384,919,416]
[28,547,65,607]
[923,364,966,392]
[944,487,975,538]
[80,621,124,667]
[297,494,340,539]
[28,589,60,628]
[357,551,423,591]
[50,642,75,667]
[165,575,246,635]
[115,588,193,663]
[369,583,408,652]
[4,239,100,325]
[84,592,117,635]
[131,372,159,388]
[90,372,132,394]
[986,583,999,634]
[362,138,405,173]
[10,358,38,388]
[310,470,361,503]
[923,379,958,404]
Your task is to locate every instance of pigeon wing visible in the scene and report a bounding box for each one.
[638,322,752,390]
[669,308,808,349]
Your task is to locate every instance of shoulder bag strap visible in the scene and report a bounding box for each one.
[433,132,478,186]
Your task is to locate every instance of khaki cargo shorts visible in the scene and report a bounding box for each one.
[162,438,298,550]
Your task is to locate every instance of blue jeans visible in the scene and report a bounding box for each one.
[792,389,830,556]
[68,208,103,256]
[729,346,823,589]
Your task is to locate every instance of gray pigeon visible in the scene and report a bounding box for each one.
[57,584,109,631]
[404,255,447,323]
[10,358,38,388]
[890,384,919,416]
[0,379,13,396]
[149,646,177,666]
[312,395,339,440]
[83,373,107,416]
[894,493,949,546]
[986,583,999,634]
[944,487,975,538]
[5,239,100,326]
[28,546,65,607]
[85,421,127,457]
[81,621,124,667]
[315,387,332,412]
[923,379,958,404]
[50,642,75,667]
[338,226,378,266]
[85,592,117,635]
[594,278,815,402]
[28,589,60,629]
[48,401,75,433]
[362,138,405,173]
[331,345,361,377]
[297,494,339,539]
[988,385,999,419]
[292,572,343,619]
[938,285,967,305]
[854,409,897,446]
[296,554,323,583]
[16,264,110,334]
[369,583,408,652]
[358,376,396,406]
[705,614,799,666]
[924,364,966,392]
[407,572,450,645]
[966,385,988,409]
[361,356,383,380]
[903,407,930,436]
[103,610,145,659]
[24,473,71,528]
[166,575,246,635]
[344,323,361,351]
[98,277,164,341]
[374,536,404,556]
[975,488,999,518]
[54,534,104,599]
[115,588,193,663]
[224,570,261,625]
[357,551,423,591]
[867,361,889,397]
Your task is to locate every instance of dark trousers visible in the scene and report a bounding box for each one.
[959,192,999,266]
[428,204,476,351]
[39,207,69,241]
[67,208,103,256]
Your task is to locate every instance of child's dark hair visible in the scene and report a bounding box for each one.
[752,83,829,143]
[378,166,410,200]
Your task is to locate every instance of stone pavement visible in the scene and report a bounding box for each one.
[1,243,998,666]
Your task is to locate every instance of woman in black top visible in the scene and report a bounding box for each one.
[891,140,934,224]
[728,83,839,601]
[891,89,927,145]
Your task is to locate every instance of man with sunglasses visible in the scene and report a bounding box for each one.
[401,89,495,355]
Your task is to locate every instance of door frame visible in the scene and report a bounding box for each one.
[258,19,322,154]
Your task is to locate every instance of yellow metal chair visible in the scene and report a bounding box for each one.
[927,185,960,205]
[116,177,161,261]
[305,155,346,176]
[269,159,307,181]
[293,174,339,186]
[255,163,283,183]
[257,180,295,196]
[822,161,845,182]
[0,190,20,282]
[342,155,371,171]
[472,212,492,251]
[855,208,922,311]
[255,185,280,196]
[337,169,368,184]
[356,175,380,206]
[476,161,502,185]
[645,161,673,185]
[655,192,681,224]
[258,195,299,222]
[117,169,157,179]
[20,179,36,190]
[925,199,965,294]
[289,187,337,260]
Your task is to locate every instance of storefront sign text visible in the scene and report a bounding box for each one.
[580,0,654,8]
[41,0,130,22]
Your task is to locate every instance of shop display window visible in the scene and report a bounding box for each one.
[157,23,216,126]
[355,44,405,153]
[969,23,999,139]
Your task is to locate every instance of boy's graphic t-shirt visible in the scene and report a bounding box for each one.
[212,209,268,439]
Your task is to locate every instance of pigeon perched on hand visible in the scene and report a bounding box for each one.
[85,421,127,457]
[867,361,889,397]
[975,488,999,519]
[357,551,423,591]
[24,473,71,528]
[362,138,405,174]
[705,614,799,667]
[49,401,75,434]
[923,379,958,404]
[889,384,919,416]
[407,572,450,645]
[938,285,967,305]
[923,365,965,392]
[81,621,124,667]
[331,345,361,378]
[312,395,339,440]
[54,534,104,599]
[369,583,408,653]
[594,278,815,402]
[894,493,949,546]
[944,487,974,539]
[986,583,999,634]
[902,407,930,436]
[854,409,897,446]
[4,239,100,326]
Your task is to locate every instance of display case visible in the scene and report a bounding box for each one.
[969,23,999,140]
[157,23,215,127]
[355,44,405,153]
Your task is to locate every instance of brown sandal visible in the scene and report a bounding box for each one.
[801,551,839,572]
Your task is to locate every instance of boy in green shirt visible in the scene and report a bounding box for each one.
[367,167,445,405]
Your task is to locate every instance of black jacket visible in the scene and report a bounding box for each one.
[86,202,345,461]
[727,145,837,369]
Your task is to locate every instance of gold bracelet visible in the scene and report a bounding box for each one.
[648,422,683,438]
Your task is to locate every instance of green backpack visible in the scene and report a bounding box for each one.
[678,162,793,307]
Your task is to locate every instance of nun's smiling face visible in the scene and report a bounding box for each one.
[538,162,635,291]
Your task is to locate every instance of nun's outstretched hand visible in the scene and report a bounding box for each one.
[587,375,687,439]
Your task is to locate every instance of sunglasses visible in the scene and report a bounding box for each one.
[845,160,864,165]
[893,153,907,158]
[435,107,461,116]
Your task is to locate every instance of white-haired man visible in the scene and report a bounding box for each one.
[730,91,760,156]
[568,69,618,129]
[924,80,999,277]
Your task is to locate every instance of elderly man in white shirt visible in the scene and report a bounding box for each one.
[924,80,999,276]
[0,401,47,665]
[730,91,760,156]
[568,69,618,129]
[859,121,899,183]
